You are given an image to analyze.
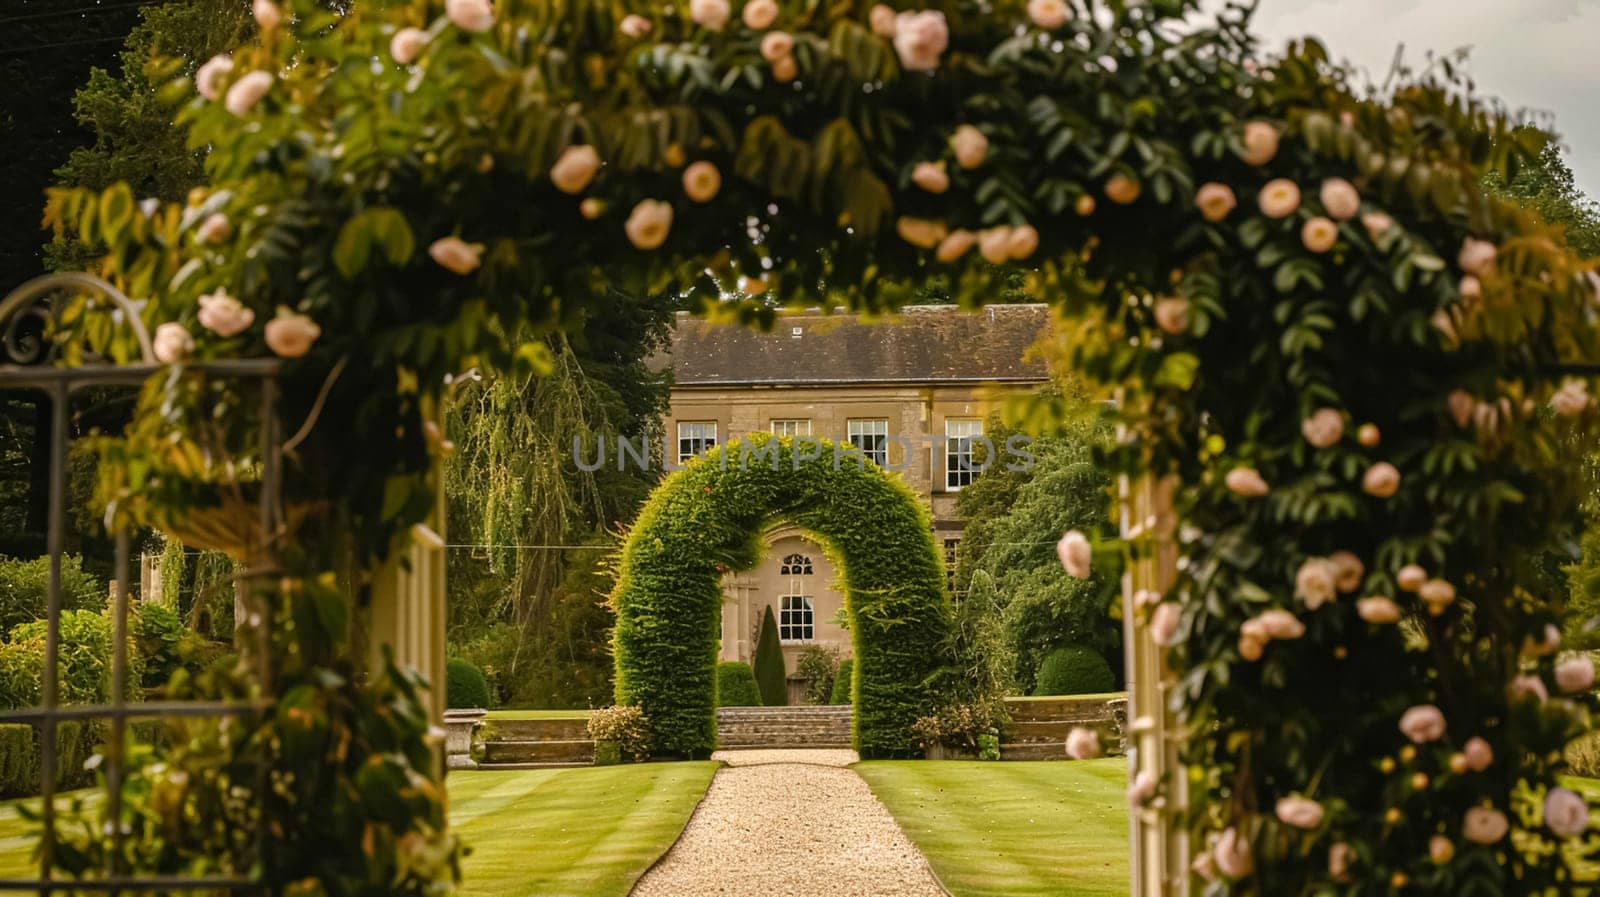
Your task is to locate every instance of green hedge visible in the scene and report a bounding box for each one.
[1032,645,1115,696]
[752,608,787,707]
[830,659,854,705]
[716,662,762,707]
[613,434,954,757]
[446,658,492,709]
[0,721,93,799]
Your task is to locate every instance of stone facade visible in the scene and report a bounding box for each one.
[654,305,1053,672]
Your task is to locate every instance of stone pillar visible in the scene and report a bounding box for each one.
[1121,473,1186,896]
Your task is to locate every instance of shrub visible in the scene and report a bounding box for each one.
[0,555,105,635]
[0,720,92,798]
[977,733,1001,761]
[752,606,788,708]
[716,662,762,707]
[586,706,651,762]
[1032,645,1116,696]
[10,610,143,705]
[135,603,205,690]
[830,659,854,705]
[795,645,840,706]
[445,659,492,710]
[910,702,1003,754]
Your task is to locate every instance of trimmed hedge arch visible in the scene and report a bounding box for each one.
[612,434,953,758]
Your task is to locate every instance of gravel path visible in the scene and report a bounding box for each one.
[630,749,947,897]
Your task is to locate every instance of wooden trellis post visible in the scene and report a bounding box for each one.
[1121,472,1188,896]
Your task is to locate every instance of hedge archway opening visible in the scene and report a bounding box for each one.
[611,434,954,758]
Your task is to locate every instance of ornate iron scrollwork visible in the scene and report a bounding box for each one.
[0,272,154,367]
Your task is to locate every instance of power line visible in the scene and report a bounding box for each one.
[0,35,126,58]
[0,1,148,27]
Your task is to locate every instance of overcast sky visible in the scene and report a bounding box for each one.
[1223,0,1599,200]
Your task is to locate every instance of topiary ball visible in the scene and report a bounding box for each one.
[716,661,763,707]
[446,658,492,709]
[1032,645,1115,696]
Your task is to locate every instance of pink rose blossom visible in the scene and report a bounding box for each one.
[619,14,652,37]
[446,0,495,32]
[1556,656,1596,693]
[197,290,254,338]
[1191,852,1218,882]
[428,236,484,275]
[1398,704,1446,744]
[1026,0,1072,30]
[1105,174,1140,205]
[253,0,282,30]
[759,30,794,62]
[1509,674,1549,704]
[978,227,1012,264]
[1295,560,1337,611]
[1552,379,1591,417]
[224,70,273,117]
[682,161,722,203]
[893,10,949,72]
[896,217,946,249]
[1225,467,1269,497]
[1328,841,1354,882]
[1258,179,1301,219]
[264,312,320,358]
[1213,827,1253,878]
[579,198,605,219]
[1237,634,1265,661]
[691,0,731,30]
[1463,736,1494,772]
[1357,596,1400,624]
[1128,770,1158,807]
[1523,623,1562,658]
[1544,787,1589,838]
[771,54,798,82]
[743,0,779,29]
[1362,462,1400,498]
[936,230,976,263]
[1256,609,1305,641]
[1397,565,1426,592]
[1357,423,1380,447]
[196,212,233,245]
[1302,216,1339,253]
[1057,530,1091,579]
[1149,602,1181,647]
[1301,407,1344,449]
[1195,182,1237,223]
[1329,551,1363,593]
[1153,297,1189,335]
[1007,225,1040,260]
[1275,795,1324,829]
[1463,806,1508,845]
[1362,212,1394,240]
[1319,178,1361,220]
[1448,389,1476,428]
[1459,275,1483,304]
[390,27,428,64]
[1458,237,1498,277]
[1239,121,1280,166]
[911,161,949,194]
[1418,578,1456,616]
[153,323,193,365]
[1066,726,1101,760]
[195,54,234,101]
[625,200,674,250]
[950,125,988,170]
[1429,835,1455,865]
[867,3,896,37]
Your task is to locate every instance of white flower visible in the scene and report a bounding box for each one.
[1239,121,1279,166]
[1057,530,1091,579]
[1295,560,1337,610]
[911,161,949,194]
[682,161,722,203]
[1418,578,1456,616]
[1275,795,1324,830]
[1027,0,1071,30]
[1302,216,1338,253]
[1258,179,1300,219]
[619,14,653,37]
[1301,407,1344,449]
[196,212,233,244]
[1545,788,1589,838]
[1128,770,1158,807]
[744,0,780,30]
[1328,551,1363,593]
[892,10,949,72]
[428,236,484,275]
[1213,827,1253,878]
[195,54,234,102]
[252,0,282,30]
[691,0,731,30]
[1065,726,1101,760]
[1362,462,1400,498]
[197,290,255,338]
[1149,602,1180,647]
[625,200,674,250]
[1357,597,1400,624]
[1319,178,1360,220]
[950,125,988,170]
[224,70,274,117]
[551,145,601,194]
[1463,807,1508,845]
[1153,297,1188,335]
[1398,704,1446,743]
[1458,237,1498,277]
[1105,174,1140,205]
[391,27,429,65]
[868,3,896,37]
[936,230,976,263]
[1195,183,1237,223]
[446,0,495,32]
[1556,656,1595,693]
[153,323,193,364]
[264,311,321,358]
[896,217,947,250]
[1552,379,1591,418]
[1224,467,1269,497]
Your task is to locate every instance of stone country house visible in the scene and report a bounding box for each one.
[652,304,1053,698]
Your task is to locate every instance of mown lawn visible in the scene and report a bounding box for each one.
[857,758,1128,897]
[0,763,718,897]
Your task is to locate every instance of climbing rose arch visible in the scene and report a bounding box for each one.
[611,435,953,758]
[53,0,1600,891]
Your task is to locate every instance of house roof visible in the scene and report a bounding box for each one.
[656,304,1053,387]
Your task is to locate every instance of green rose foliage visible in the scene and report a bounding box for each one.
[613,435,953,758]
[40,0,1600,891]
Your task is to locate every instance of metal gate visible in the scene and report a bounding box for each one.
[0,273,278,893]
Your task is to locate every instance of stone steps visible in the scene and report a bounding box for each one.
[488,717,590,740]
[482,738,596,766]
[715,706,854,749]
